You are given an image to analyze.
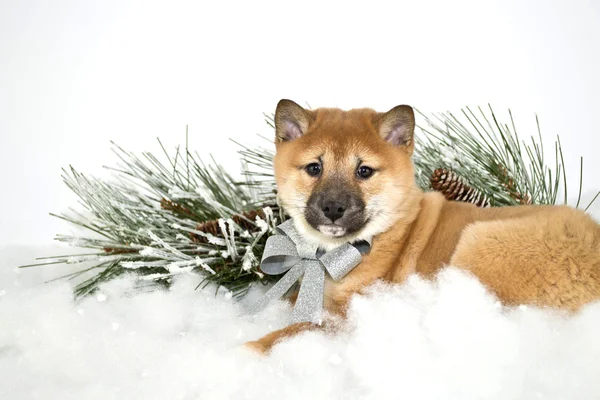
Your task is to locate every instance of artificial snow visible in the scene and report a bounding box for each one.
[1,246,600,399]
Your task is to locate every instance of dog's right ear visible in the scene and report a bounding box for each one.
[377,105,415,148]
[274,99,313,143]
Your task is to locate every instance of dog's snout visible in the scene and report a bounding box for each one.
[305,187,366,235]
[321,200,347,222]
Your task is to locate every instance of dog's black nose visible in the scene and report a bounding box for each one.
[321,200,346,222]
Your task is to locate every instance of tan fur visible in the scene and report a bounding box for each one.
[246,101,600,354]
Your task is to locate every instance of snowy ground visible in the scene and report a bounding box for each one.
[1,245,600,400]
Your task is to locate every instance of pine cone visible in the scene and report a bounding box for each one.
[160,198,195,219]
[430,168,491,208]
[496,164,532,205]
[192,207,272,243]
[160,197,277,243]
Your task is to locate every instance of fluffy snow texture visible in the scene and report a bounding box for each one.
[1,246,600,400]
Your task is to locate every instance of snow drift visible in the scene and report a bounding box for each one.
[1,250,600,400]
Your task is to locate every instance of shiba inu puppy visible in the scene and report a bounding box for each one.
[246,99,600,353]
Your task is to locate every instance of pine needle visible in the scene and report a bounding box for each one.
[20,106,599,298]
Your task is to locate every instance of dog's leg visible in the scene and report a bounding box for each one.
[244,321,322,354]
[244,296,347,354]
[450,211,600,311]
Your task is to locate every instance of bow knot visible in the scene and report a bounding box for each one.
[248,220,371,324]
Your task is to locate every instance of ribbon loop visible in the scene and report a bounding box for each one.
[260,235,300,274]
[318,243,362,281]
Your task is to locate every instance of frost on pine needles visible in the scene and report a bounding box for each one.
[23,137,279,298]
[22,109,599,298]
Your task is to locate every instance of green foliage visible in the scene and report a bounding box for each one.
[22,132,279,298]
[21,107,599,298]
[414,106,598,209]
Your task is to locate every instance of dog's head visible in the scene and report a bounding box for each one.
[273,99,421,249]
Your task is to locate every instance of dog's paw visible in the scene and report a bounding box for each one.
[242,340,270,355]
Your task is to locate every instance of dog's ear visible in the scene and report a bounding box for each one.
[377,105,415,148]
[274,99,313,143]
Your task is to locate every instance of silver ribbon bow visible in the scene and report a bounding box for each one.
[248,220,371,324]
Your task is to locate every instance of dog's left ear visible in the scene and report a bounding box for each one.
[274,99,314,143]
[377,105,415,148]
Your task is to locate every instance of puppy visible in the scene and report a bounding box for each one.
[245,99,600,353]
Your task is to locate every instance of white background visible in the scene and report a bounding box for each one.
[1,0,600,245]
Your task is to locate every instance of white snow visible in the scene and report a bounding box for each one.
[1,245,600,399]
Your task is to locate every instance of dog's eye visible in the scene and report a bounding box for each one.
[356,165,374,179]
[305,163,322,177]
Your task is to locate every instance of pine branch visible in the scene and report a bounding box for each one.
[21,105,599,299]
[23,138,281,299]
[413,105,598,207]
